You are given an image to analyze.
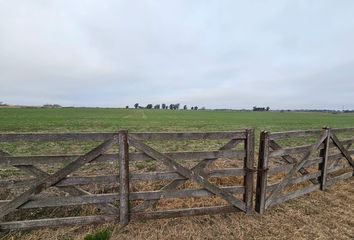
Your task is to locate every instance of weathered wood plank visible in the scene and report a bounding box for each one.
[269,140,318,184]
[267,164,347,193]
[255,131,270,214]
[331,128,354,134]
[0,137,118,219]
[128,136,246,212]
[0,215,117,230]
[265,131,327,208]
[244,129,255,213]
[1,135,347,166]
[326,171,354,186]
[131,205,241,220]
[269,130,322,140]
[130,186,245,201]
[14,166,119,215]
[269,139,354,158]
[204,168,246,178]
[328,141,353,169]
[0,150,245,166]
[267,152,347,176]
[270,144,316,157]
[0,154,117,166]
[327,164,352,174]
[6,154,346,190]
[130,150,245,162]
[130,131,246,141]
[0,194,118,208]
[119,130,130,226]
[0,131,245,143]
[268,184,320,208]
[131,138,244,212]
[0,133,117,142]
[267,172,321,193]
[0,168,247,189]
[331,133,354,168]
[320,128,331,190]
[2,150,119,215]
[0,186,245,209]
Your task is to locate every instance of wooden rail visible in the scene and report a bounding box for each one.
[0,128,353,230]
[0,130,253,230]
[255,127,354,213]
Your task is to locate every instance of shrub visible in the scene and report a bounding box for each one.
[84,229,111,240]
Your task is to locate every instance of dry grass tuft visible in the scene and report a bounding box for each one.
[1,177,353,240]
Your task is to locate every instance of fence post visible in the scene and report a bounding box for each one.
[255,131,270,214]
[244,129,255,213]
[119,130,130,226]
[320,127,331,191]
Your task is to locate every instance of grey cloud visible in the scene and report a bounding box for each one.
[0,1,354,109]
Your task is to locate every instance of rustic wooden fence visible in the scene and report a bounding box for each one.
[255,127,354,213]
[0,129,254,230]
[0,128,353,230]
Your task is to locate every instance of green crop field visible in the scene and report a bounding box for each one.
[1,108,354,240]
[1,108,354,133]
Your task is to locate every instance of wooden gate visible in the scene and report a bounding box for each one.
[0,133,120,230]
[0,129,255,230]
[255,128,354,213]
[119,129,255,226]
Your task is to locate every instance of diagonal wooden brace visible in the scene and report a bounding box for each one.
[265,132,327,208]
[1,149,119,215]
[128,136,246,212]
[331,133,354,168]
[269,140,318,185]
[15,165,119,215]
[132,139,243,212]
[328,142,352,169]
[0,137,118,219]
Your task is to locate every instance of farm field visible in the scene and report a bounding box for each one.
[1,108,354,133]
[0,108,354,240]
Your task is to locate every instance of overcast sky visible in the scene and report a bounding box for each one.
[1,1,354,109]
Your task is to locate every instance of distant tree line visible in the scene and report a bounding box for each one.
[129,103,204,110]
[253,106,270,111]
[42,104,62,108]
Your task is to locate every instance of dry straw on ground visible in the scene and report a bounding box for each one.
[1,177,353,240]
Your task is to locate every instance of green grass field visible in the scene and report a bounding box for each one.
[1,108,354,240]
[1,108,354,133]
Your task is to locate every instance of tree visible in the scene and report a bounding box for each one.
[169,104,174,110]
[183,105,187,110]
[253,106,266,111]
[125,106,129,109]
[134,103,139,109]
[266,106,270,111]
[194,106,198,110]
[175,103,180,110]
[146,104,153,109]
[154,104,160,109]
[162,103,166,109]
[191,107,194,110]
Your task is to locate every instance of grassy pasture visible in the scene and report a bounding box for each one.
[0,108,354,240]
[1,108,354,133]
